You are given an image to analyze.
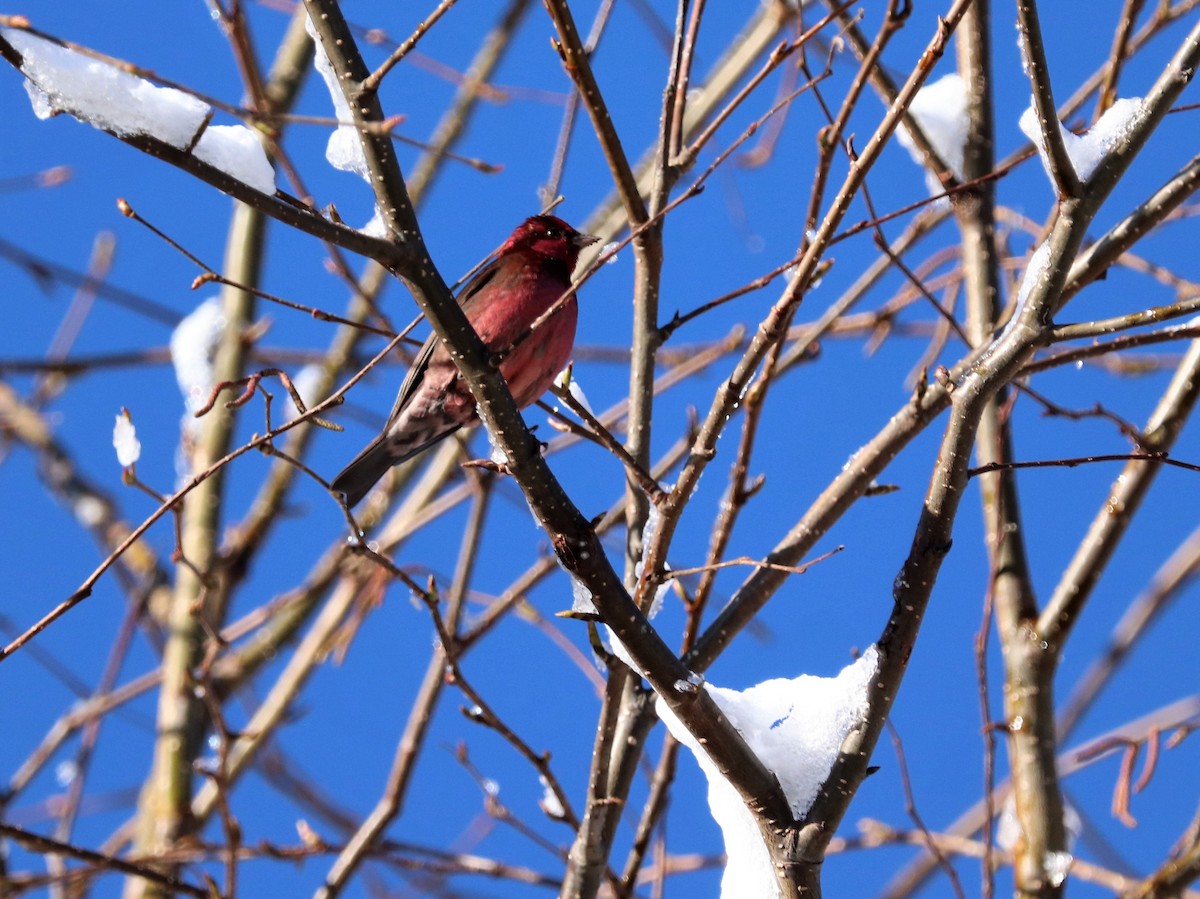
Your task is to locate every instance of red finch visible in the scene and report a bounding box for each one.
[332,214,598,507]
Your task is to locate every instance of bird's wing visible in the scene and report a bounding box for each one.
[382,261,501,427]
[382,333,436,427]
[455,258,502,315]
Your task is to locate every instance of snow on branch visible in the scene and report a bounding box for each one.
[896,73,969,196]
[657,647,879,898]
[171,298,226,438]
[304,13,385,233]
[2,24,275,194]
[304,14,369,181]
[1019,97,1145,186]
[193,126,276,196]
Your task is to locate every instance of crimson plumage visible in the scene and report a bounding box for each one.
[332,214,597,507]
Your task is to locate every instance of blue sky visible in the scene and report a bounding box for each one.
[2,2,1199,896]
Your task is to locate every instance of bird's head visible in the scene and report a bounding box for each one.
[501,215,599,268]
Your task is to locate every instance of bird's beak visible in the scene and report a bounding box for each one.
[572,231,600,249]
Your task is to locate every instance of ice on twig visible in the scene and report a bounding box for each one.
[896,73,968,196]
[552,367,593,415]
[4,27,276,193]
[645,578,670,619]
[112,411,141,467]
[638,500,672,618]
[674,671,704,694]
[569,573,598,616]
[1019,97,1143,184]
[361,207,388,237]
[304,17,394,233]
[996,793,1082,854]
[657,647,879,898]
[604,622,640,671]
[604,497,672,664]
[1010,240,1052,328]
[987,238,1051,344]
[642,496,662,546]
[1044,851,1073,887]
[306,14,369,181]
[539,776,566,819]
[482,421,509,466]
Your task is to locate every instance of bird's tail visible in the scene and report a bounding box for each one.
[330,433,396,509]
[331,424,464,508]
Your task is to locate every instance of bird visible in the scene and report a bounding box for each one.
[331,214,598,507]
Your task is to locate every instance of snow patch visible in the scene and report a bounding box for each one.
[5,28,275,192]
[1016,241,1052,312]
[539,776,565,819]
[194,124,276,194]
[112,411,141,467]
[896,73,969,196]
[4,27,208,146]
[361,206,388,237]
[306,15,370,181]
[171,298,226,437]
[1019,97,1143,184]
[570,573,598,616]
[657,647,879,898]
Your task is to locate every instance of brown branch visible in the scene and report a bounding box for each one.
[1016,0,1083,198]
[1097,0,1147,117]
[0,822,210,898]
